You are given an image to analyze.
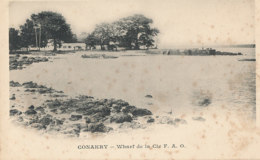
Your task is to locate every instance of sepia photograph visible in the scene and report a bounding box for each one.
[1,0,260,159]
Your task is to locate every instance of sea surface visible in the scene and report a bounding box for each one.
[10,48,256,119]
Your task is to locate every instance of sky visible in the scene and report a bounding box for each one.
[9,0,255,48]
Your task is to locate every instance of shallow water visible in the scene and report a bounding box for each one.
[10,48,256,119]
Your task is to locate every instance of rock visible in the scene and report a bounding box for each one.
[25,89,36,92]
[85,117,92,123]
[145,95,153,98]
[10,94,16,100]
[98,99,108,104]
[55,119,64,125]
[17,116,23,122]
[174,118,187,124]
[31,123,45,130]
[59,108,68,114]
[158,116,175,125]
[105,99,115,107]
[28,105,35,110]
[94,100,106,106]
[110,114,133,123]
[77,95,94,100]
[122,105,136,114]
[9,56,48,71]
[131,108,152,117]
[192,90,212,107]
[50,94,67,98]
[86,101,95,107]
[111,104,122,113]
[76,108,90,114]
[192,116,206,122]
[88,116,100,123]
[50,109,58,113]
[91,113,107,122]
[22,81,38,88]
[35,106,45,113]
[147,117,155,123]
[119,121,145,129]
[238,58,255,61]
[69,115,82,121]
[89,105,110,117]
[39,88,56,94]
[10,81,21,87]
[114,99,129,106]
[63,124,81,136]
[28,116,40,124]
[25,109,37,115]
[10,109,22,116]
[198,98,211,107]
[47,99,62,109]
[87,123,112,133]
[21,81,61,94]
[39,115,53,128]
[84,113,104,123]
[22,81,48,89]
[56,90,64,94]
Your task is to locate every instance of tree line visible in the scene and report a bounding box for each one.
[9,11,159,52]
[85,14,159,50]
[9,11,76,52]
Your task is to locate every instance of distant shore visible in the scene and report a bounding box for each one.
[9,47,251,71]
[10,46,247,56]
[145,48,243,56]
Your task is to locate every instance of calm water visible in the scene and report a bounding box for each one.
[10,48,256,119]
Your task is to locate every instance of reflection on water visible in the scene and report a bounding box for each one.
[10,48,256,119]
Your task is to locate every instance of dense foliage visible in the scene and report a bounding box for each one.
[10,11,74,51]
[9,28,21,52]
[85,14,159,50]
[9,12,159,52]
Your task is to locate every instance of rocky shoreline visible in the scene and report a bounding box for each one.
[9,54,49,70]
[10,81,187,137]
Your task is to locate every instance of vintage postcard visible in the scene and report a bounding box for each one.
[1,0,260,159]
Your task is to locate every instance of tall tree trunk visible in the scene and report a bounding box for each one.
[53,39,57,51]
[134,33,139,50]
[134,42,139,50]
[100,39,103,50]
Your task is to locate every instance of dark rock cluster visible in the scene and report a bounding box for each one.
[9,81,188,137]
[9,81,154,136]
[9,55,48,70]
[10,81,22,87]
[10,96,153,136]
[44,96,152,133]
[9,81,64,95]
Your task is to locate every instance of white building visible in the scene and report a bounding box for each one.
[41,40,86,51]
[60,43,86,51]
